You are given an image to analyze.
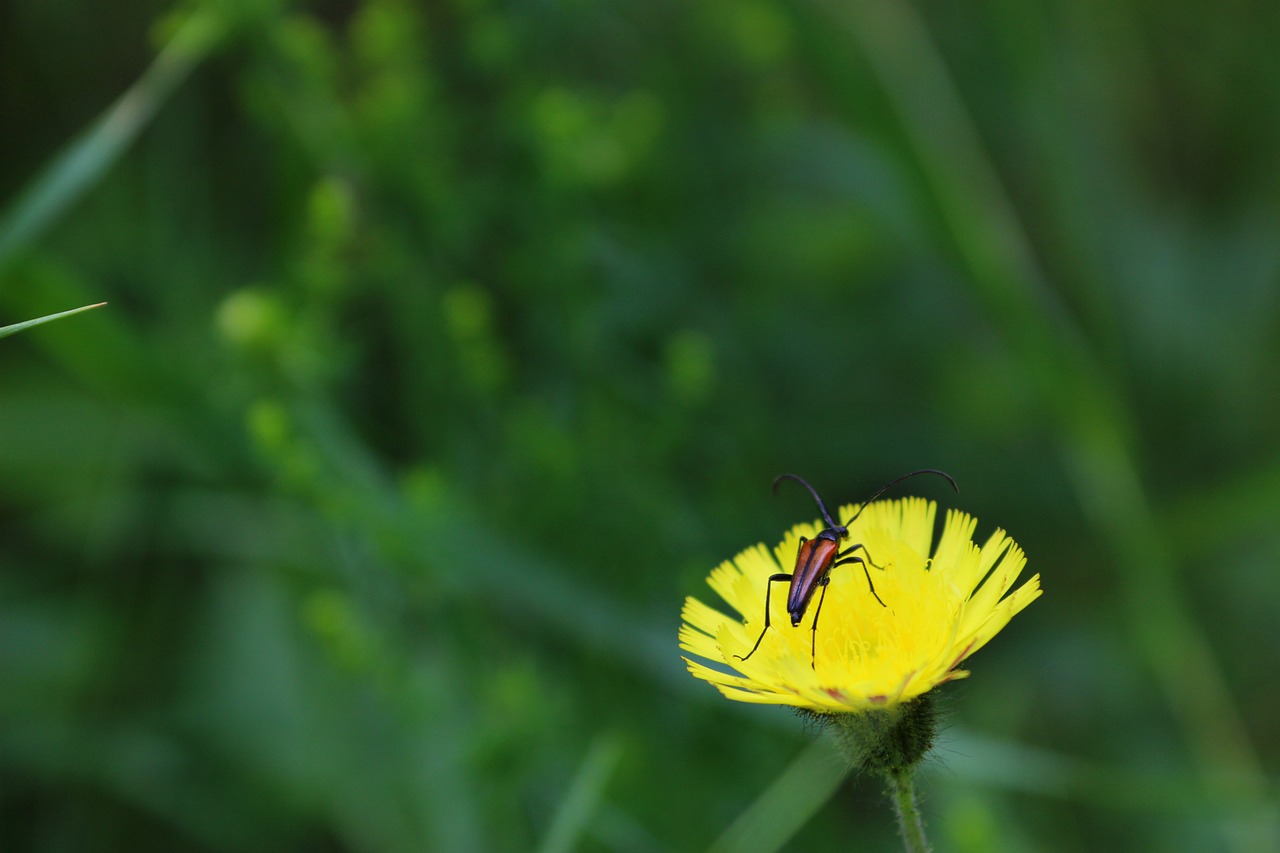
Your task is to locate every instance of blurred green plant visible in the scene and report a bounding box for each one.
[2,0,1279,850]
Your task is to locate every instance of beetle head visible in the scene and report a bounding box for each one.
[819,525,848,541]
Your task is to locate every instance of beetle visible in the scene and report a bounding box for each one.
[736,469,958,667]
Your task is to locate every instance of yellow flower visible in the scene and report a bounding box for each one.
[679,497,1041,714]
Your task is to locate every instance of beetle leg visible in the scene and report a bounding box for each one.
[735,573,793,662]
[830,555,886,607]
[808,575,830,668]
[837,542,883,571]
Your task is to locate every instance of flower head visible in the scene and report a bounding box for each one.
[679,497,1041,714]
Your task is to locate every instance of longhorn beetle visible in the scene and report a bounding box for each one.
[736,469,958,667]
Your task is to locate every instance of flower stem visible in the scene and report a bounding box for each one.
[886,766,930,853]
[811,699,937,851]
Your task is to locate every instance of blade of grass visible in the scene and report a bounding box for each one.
[0,302,107,340]
[944,730,1276,818]
[0,9,226,268]
[1162,452,1280,558]
[537,734,625,853]
[709,736,849,853]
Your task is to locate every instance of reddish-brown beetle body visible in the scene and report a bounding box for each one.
[736,470,957,668]
[786,533,842,625]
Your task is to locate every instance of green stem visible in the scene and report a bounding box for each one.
[886,766,930,853]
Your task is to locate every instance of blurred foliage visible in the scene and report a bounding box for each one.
[2,0,1279,850]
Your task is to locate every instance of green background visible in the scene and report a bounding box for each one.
[2,1,1278,850]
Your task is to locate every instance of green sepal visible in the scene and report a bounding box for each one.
[800,694,938,774]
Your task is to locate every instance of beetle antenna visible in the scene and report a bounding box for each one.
[772,474,839,529]
[843,469,958,526]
